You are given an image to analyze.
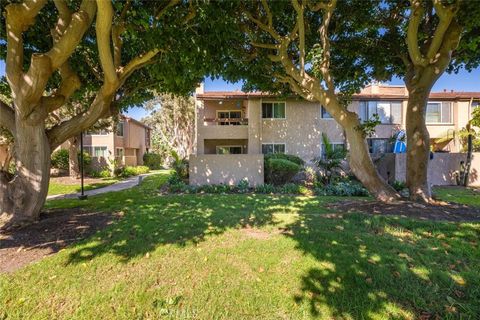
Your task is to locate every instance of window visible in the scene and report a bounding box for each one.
[116,121,124,136]
[261,143,286,154]
[217,110,242,125]
[85,129,109,135]
[320,143,345,159]
[426,102,452,124]
[216,146,243,154]
[262,102,286,119]
[359,101,402,124]
[84,146,108,158]
[367,139,392,154]
[321,106,333,119]
[116,148,124,158]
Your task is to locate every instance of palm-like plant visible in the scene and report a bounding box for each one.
[314,133,347,185]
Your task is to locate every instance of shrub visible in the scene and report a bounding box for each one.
[236,179,250,193]
[254,184,277,194]
[168,181,188,193]
[314,133,347,185]
[315,181,368,197]
[90,169,112,178]
[264,153,304,166]
[265,158,301,185]
[116,165,150,178]
[170,150,188,180]
[51,149,69,170]
[78,151,92,169]
[391,180,406,192]
[281,183,303,194]
[143,153,163,170]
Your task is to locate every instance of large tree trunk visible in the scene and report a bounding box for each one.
[405,87,431,202]
[343,124,399,202]
[0,118,51,228]
[68,136,80,178]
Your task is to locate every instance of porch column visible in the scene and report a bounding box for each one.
[248,99,262,154]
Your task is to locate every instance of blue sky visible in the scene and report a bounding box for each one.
[1,60,479,120]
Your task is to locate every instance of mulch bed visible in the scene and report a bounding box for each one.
[0,209,121,273]
[328,200,480,222]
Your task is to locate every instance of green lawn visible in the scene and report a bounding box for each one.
[434,186,480,207]
[48,178,119,196]
[1,172,479,319]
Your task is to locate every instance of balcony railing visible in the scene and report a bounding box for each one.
[204,118,248,126]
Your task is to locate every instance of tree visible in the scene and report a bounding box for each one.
[360,0,480,201]
[0,0,219,227]
[143,94,195,159]
[213,0,399,201]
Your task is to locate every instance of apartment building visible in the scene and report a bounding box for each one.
[189,84,480,186]
[81,115,151,169]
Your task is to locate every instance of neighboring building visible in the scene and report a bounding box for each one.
[190,84,480,186]
[76,115,151,169]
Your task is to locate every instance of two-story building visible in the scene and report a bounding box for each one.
[189,84,480,186]
[81,115,151,169]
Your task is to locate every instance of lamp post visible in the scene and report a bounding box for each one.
[78,132,88,200]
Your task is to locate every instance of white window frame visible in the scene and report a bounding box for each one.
[360,101,402,125]
[215,145,243,155]
[115,147,124,157]
[320,105,334,120]
[116,121,124,137]
[261,143,286,154]
[84,145,109,158]
[85,129,109,136]
[426,101,453,125]
[261,101,286,120]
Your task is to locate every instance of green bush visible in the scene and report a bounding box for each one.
[265,158,301,185]
[236,179,250,193]
[315,181,369,197]
[254,184,277,194]
[264,153,304,166]
[90,169,112,178]
[170,150,188,181]
[143,153,163,170]
[51,149,69,170]
[116,165,150,178]
[390,180,406,192]
[78,151,92,170]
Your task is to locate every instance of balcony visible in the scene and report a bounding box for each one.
[199,118,249,139]
[203,118,248,126]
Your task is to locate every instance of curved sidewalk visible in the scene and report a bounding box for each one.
[47,174,149,200]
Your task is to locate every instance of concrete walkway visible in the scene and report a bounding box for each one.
[47,174,150,200]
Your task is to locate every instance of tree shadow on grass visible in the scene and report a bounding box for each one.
[65,193,307,265]
[286,210,480,319]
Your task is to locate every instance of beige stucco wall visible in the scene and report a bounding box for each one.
[253,99,344,162]
[189,154,264,186]
[392,152,480,186]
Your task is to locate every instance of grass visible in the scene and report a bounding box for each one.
[48,178,119,196]
[1,172,479,319]
[434,186,480,207]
